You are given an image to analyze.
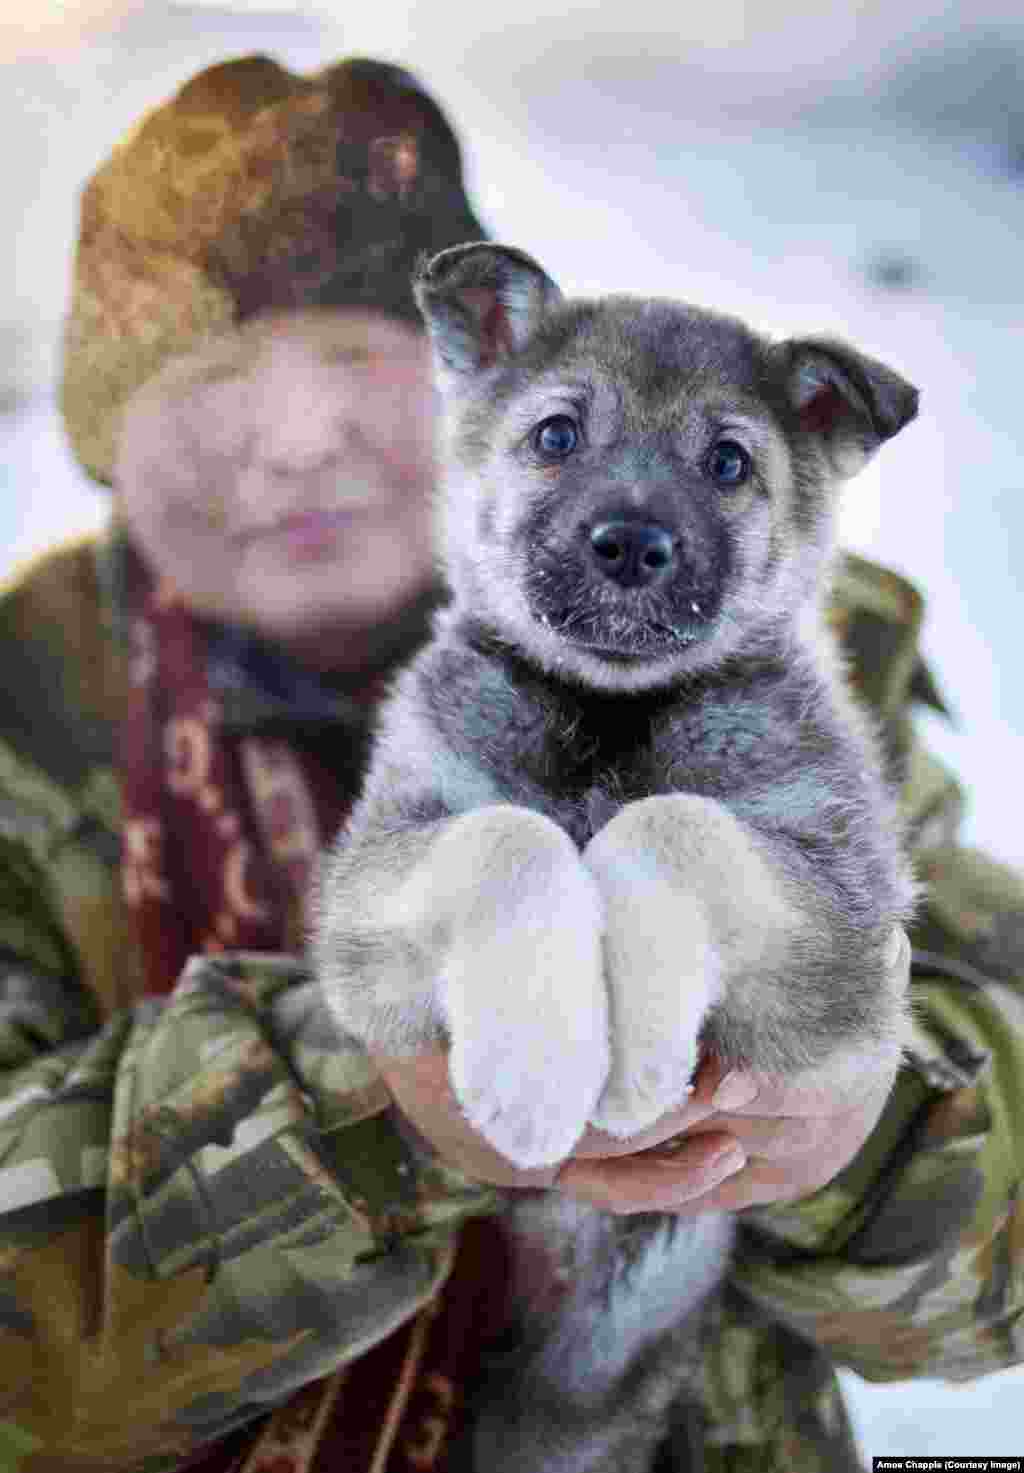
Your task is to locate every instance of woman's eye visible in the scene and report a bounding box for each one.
[706,439,751,487]
[533,415,579,460]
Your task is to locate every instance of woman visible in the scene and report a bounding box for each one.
[0,52,1020,1472]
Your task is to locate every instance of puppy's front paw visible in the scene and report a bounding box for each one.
[585,804,723,1139]
[450,1023,606,1169]
[440,855,609,1169]
[591,1038,701,1139]
[589,971,709,1139]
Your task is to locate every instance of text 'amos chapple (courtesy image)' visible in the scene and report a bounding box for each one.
[873,1461,1024,1471]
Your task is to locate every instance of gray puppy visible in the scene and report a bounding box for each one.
[315,243,918,1471]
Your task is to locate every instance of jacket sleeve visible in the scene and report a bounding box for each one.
[0,945,497,1473]
[725,836,1024,1387]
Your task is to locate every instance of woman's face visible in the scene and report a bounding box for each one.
[115,310,438,670]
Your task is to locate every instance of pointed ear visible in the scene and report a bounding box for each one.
[413,242,562,386]
[773,336,919,478]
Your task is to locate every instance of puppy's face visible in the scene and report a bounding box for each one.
[415,245,918,692]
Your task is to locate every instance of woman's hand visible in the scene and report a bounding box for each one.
[374,930,911,1216]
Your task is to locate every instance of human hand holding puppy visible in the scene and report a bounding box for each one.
[373,926,909,1214]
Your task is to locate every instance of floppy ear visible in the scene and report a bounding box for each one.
[413,242,562,386]
[773,337,919,478]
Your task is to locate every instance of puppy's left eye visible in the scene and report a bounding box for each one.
[706,439,751,487]
[533,415,579,460]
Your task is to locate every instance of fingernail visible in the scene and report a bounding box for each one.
[711,1071,759,1112]
[710,1143,746,1177]
[645,1133,695,1160]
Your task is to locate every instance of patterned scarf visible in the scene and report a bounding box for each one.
[116,532,384,991]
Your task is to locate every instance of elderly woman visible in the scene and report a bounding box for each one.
[0,53,1020,1473]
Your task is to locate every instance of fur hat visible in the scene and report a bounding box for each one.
[60,55,487,485]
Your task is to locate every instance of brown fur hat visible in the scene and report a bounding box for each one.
[60,55,487,485]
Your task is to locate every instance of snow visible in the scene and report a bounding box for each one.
[2,2,1022,1457]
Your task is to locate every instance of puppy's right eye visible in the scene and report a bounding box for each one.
[533,416,579,460]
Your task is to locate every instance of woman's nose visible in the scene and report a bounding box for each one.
[247,348,353,474]
[253,402,345,477]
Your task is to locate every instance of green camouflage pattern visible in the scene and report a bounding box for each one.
[0,952,497,1472]
[0,528,1021,1471]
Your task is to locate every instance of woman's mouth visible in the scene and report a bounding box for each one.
[240,506,372,559]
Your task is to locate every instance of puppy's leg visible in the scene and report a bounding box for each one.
[318,805,608,1168]
[583,794,803,1137]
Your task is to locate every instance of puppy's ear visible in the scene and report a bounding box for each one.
[772,337,919,478]
[413,242,562,385]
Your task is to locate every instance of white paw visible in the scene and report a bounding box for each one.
[450,1029,606,1168]
[439,842,610,1169]
[591,1040,699,1139]
[584,861,722,1141]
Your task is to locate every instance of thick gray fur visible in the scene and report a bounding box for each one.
[315,242,918,1472]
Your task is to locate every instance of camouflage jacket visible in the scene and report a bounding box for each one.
[0,529,1021,1472]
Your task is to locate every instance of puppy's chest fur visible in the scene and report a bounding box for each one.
[405,617,849,851]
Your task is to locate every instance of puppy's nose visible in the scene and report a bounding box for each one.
[588,521,676,588]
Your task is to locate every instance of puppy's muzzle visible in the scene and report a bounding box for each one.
[588,520,676,589]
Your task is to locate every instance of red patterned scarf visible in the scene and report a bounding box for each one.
[117,537,373,993]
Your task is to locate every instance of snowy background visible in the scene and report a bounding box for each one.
[1,0,1022,1457]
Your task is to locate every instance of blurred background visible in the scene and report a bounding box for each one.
[1,0,1022,1455]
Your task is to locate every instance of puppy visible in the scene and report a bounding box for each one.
[315,243,917,1471]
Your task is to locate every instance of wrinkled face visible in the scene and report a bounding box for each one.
[442,302,827,691]
[115,310,438,669]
